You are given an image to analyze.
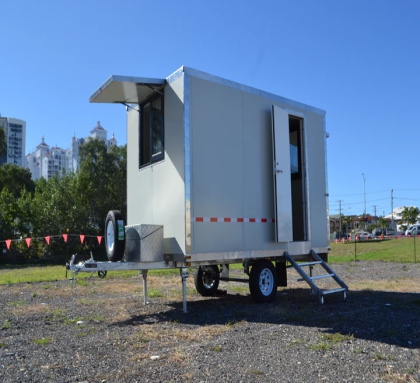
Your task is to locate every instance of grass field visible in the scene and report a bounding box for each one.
[329,236,419,263]
[0,236,418,285]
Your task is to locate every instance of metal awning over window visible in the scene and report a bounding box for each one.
[90,75,166,104]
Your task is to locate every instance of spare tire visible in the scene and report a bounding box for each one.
[105,210,125,262]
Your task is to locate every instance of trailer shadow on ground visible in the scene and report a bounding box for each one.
[112,288,420,349]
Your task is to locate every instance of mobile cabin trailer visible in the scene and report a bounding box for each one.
[68,66,347,309]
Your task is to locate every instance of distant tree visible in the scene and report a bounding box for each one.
[77,140,127,234]
[401,206,420,227]
[0,188,32,240]
[0,164,35,197]
[0,188,18,239]
[342,215,353,234]
[31,173,82,236]
[377,217,389,234]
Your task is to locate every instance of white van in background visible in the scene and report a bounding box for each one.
[405,224,420,236]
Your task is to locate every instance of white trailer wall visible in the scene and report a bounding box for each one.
[126,74,187,255]
[187,72,328,256]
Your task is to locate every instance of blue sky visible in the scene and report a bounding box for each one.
[1,0,420,217]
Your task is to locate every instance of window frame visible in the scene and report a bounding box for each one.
[138,92,164,168]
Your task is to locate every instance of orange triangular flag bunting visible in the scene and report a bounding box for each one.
[45,236,51,245]
[97,236,102,245]
[62,234,68,243]
[79,235,85,244]
[25,238,31,248]
[6,239,12,249]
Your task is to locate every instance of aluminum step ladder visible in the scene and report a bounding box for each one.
[285,250,348,304]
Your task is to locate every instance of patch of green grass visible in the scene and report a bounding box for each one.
[210,345,222,352]
[0,238,417,286]
[0,265,69,284]
[76,328,97,337]
[7,299,25,307]
[354,346,364,354]
[76,279,89,287]
[329,237,419,263]
[33,337,53,345]
[309,342,333,351]
[321,333,353,343]
[288,338,304,347]
[375,353,386,360]
[1,320,11,330]
[229,285,249,293]
[63,317,83,325]
[148,288,164,298]
[309,332,352,352]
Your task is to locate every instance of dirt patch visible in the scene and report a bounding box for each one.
[0,261,419,382]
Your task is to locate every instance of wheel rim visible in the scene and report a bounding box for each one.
[259,268,274,296]
[202,269,216,289]
[106,220,115,253]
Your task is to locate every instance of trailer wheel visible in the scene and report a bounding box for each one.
[194,265,220,296]
[105,210,125,262]
[97,271,107,279]
[249,260,277,303]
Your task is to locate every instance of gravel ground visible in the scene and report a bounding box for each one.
[0,261,419,383]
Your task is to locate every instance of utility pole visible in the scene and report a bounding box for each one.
[338,200,343,234]
[362,173,366,228]
[391,189,394,229]
[373,205,377,217]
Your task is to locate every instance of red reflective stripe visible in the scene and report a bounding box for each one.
[193,217,274,222]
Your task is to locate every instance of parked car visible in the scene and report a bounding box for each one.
[405,224,420,236]
[356,232,373,240]
[335,232,349,239]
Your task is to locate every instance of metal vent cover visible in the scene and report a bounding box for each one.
[124,224,163,262]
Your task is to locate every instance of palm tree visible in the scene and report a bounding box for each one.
[401,206,420,228]
[378,217,388,234]
[342,215,353,236]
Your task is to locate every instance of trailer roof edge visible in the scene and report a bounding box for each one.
[179,66,326,116]
[89,75,165,104]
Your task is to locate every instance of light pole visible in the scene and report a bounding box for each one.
[362,173,366,228]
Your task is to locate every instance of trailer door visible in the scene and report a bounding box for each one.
[272,106,308,243]
[272,106,293,242]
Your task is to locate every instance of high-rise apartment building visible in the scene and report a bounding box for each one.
[0,115,26,167]
[26,121,117,180]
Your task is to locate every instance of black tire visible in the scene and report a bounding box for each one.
[249,260,277,303]
[97,271,107,279]
[194,265,220,296]
[104,210,125,262]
